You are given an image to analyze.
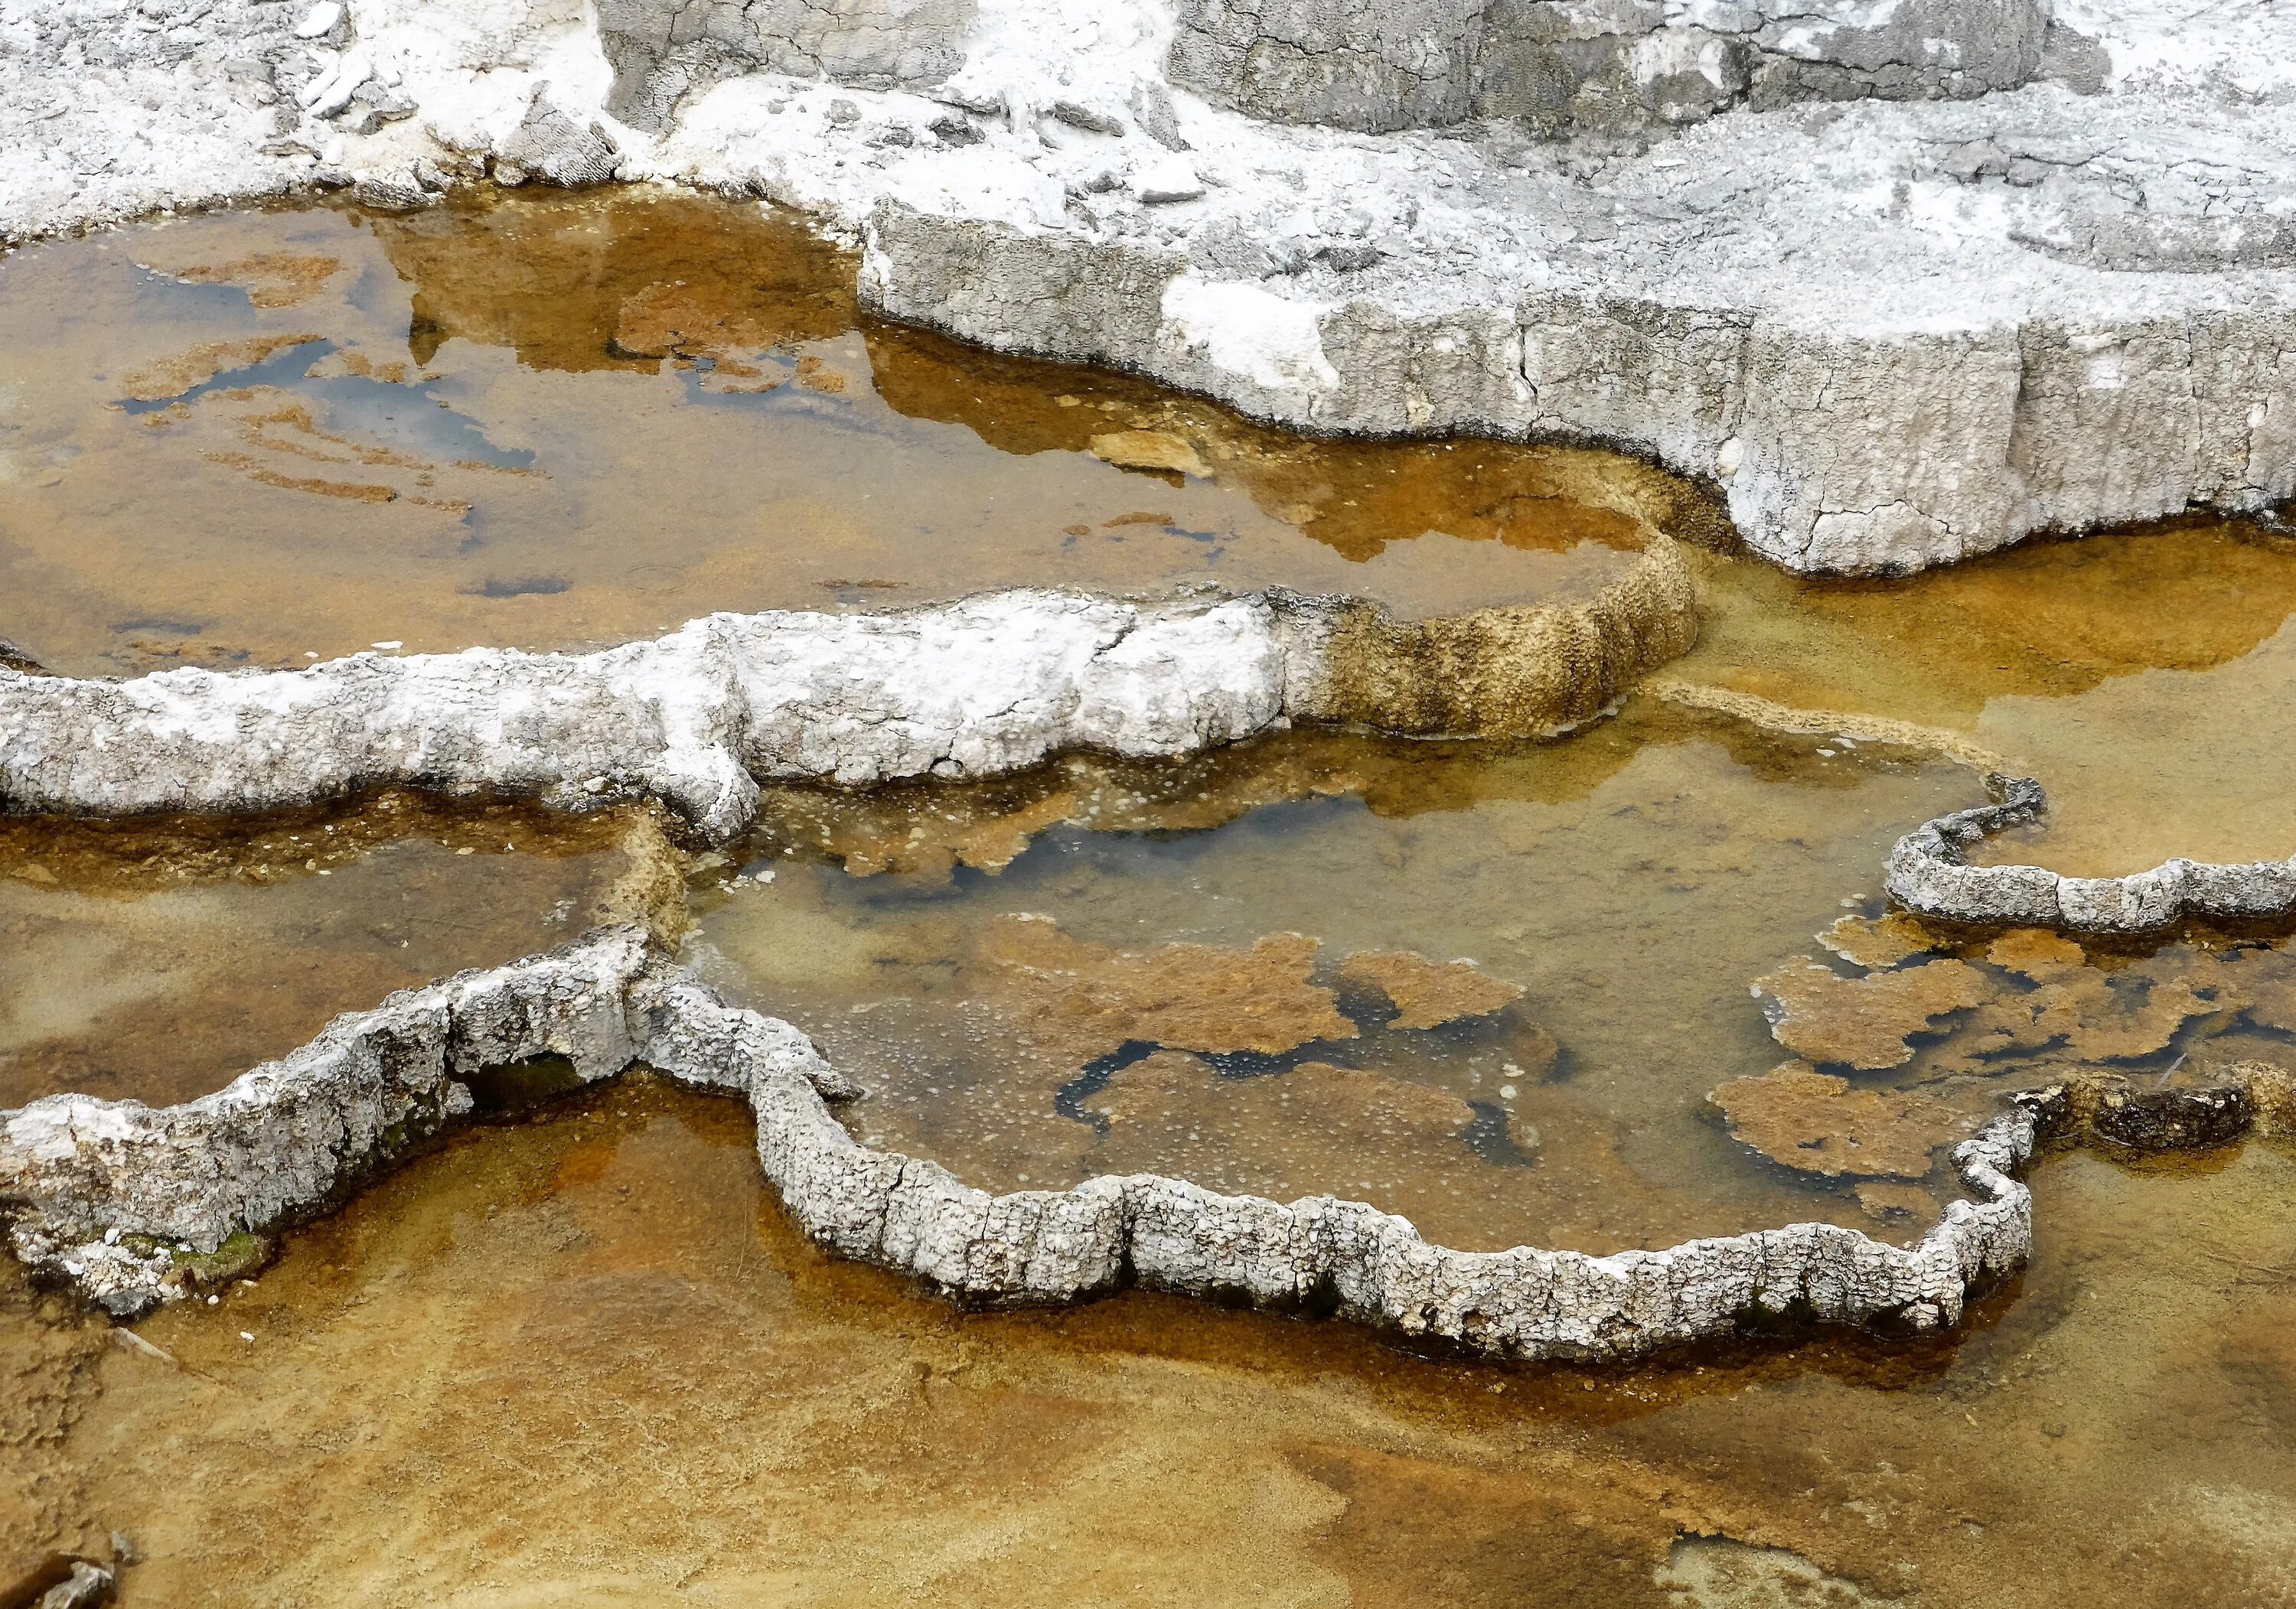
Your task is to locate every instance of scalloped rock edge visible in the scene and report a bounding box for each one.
[1886,774,2296,934]
[0,927,2038,1359]
[8,0,2296,576]
[0,564,1696,842]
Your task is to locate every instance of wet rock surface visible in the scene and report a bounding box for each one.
[2,1,2293,574]
[0,192,1700,679]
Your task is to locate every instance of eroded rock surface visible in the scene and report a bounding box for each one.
[3,0,2293,575]
[0,927,2037,1356]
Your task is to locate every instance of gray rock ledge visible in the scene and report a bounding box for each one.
[0,928,2036,1357]
[1885,774,2296,933]
[0,565,1695,841]
[5,0,2294,576]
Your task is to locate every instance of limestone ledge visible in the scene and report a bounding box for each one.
[1886,774,2296,934]
[7,0,2296,578]
[0,928,2037,1359]
[0,564,1696,841]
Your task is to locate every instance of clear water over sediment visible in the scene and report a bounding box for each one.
[5,187,2296,1606]
[0,188,1696,677]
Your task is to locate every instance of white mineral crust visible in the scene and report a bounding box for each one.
[0,591,1306,842]
[5,0,2291,573]
[1887,774,2296,933]
[0,927,2041,1355]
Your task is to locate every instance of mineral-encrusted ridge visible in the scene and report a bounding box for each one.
[0,928,2037,1357]
[0,562,1697,839]
[1885,775,2296,934]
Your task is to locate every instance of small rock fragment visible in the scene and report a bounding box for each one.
[1136,155,1207,204]
[1049,99,1124,135]
[1089,429,1208,477]
[497,96,619,187]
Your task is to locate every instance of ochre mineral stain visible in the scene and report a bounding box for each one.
[1336,949,1527,1030]
[1708,1063,1965,1179]
[1084,1051,1530,1210]
[0,797,680,1109]
[9,1083,2296,1606]
[0,188,1699,677]
[1753,956,1995,1071]
[977,914,1358,1061]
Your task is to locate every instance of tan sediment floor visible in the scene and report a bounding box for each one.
[0,797,680,1109]
[687,708,1984,1253]
[7,1080,2292,1605]
[0,187,1704,678]
[1678,521,2296,875]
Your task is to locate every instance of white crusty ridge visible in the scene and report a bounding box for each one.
[0,928,2037,1357]
[0,590,1305,843]
[1886,774,2296,934]
[0,554,1701,839]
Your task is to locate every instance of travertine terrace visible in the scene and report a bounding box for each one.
[7,0,2295,572]
[5,2,2296,1599]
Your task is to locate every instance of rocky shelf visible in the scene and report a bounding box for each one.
[0,927,2040,1357]
[1887,774,2296,934]
[0,562,1694,839]
[5,0,2293,575]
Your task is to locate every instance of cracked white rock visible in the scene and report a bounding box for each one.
[1886,774,2296,933]
[0,927,2040,1356]
[2,0,2291,575]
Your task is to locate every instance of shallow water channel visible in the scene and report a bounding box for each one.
[5,188,2296,1604]
[0,187,1698,676]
